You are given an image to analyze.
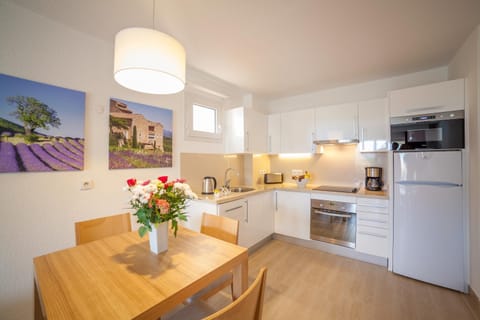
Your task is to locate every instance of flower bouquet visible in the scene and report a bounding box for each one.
[125,176,197,238]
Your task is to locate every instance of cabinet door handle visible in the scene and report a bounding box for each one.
[245,200,249,223]
[358,217,387,223]
[314,210,352,219]
[275,192,278,211]
[225,205,243,213]
[358,231,387,239]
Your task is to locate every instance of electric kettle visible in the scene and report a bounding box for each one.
[202,176,217,194]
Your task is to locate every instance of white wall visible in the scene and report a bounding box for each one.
[448,25,480,298]
[267,67,448,113]
[0,3,248,319]
[0,2,181,319]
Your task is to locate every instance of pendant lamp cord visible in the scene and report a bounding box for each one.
[152,0,156,29]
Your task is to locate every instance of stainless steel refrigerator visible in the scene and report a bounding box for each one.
[393,150,466,292]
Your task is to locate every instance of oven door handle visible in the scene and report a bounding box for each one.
[313,210,353,219]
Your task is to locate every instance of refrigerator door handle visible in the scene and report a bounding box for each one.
[395,180,463,187]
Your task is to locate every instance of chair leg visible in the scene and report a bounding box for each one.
[230,282,235,301]
[199,277,234,301]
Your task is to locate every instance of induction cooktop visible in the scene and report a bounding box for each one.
[312,185,358,193]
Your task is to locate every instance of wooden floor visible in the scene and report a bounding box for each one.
[207,239,477,320]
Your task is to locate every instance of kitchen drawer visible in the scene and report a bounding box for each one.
[356,197,388,207]
[311,193,356,203]
[217,199,247,220]
[357,225,388,237]
[357,205,388,214]
[356,231,388,257]
[357,212,388,227]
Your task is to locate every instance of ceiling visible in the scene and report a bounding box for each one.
[7,0,480,100]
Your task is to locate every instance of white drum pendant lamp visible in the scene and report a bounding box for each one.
[114,27,186,94]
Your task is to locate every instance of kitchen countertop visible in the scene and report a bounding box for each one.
[194,183,388,204]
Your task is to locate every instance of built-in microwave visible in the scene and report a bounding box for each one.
[390,110,464,150]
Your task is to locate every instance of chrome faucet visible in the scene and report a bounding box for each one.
[223,168,235,189]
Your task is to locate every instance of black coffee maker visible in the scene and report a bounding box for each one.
[365,167,383,191]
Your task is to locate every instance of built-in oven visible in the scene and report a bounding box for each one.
[310,199,356,248]
[390,110,464,150]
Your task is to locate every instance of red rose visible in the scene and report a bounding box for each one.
[127,178,136,187]
[176,178,186,183]
[158,176,168,183]
[141,179,151,186]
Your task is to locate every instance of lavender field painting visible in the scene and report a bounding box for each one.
[0,74,86,173]
[109,98,172,169]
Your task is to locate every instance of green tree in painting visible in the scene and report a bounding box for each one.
[109,115,130,133]
[7,96,61,137]
[132,125,138,148]
[109,115,130,147]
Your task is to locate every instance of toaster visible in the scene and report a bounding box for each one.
[264,173,284,184]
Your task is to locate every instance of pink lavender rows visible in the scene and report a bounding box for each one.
[59,139,83,157]
[0,138,85,172]
[109,150,172,169]
[0,141,19,172]
[15,143,51,171]
[43,143,83,170]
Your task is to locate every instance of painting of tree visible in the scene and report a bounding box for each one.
[0,74,86,173]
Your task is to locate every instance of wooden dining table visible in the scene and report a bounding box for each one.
[33,226,248,319]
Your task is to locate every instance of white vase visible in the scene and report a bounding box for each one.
[148,222,168,254]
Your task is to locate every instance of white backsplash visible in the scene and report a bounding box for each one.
[181,146,389,191]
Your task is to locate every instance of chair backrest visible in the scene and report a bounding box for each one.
[204,267,267,320]
[75,213,132,245]
[200,212,239,245]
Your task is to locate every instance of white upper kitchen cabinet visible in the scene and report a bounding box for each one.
[224,107,267,153]
[280,108,315,153]
[314,103,358,142]
[389,78,464,117]
[274,190,310,240]
[267,113,281,154]
[358,98,389,152]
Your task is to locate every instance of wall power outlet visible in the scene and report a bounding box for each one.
[292,169,304,176]
[80,179,94,191]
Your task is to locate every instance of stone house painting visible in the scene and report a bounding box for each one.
[110,99,164,151]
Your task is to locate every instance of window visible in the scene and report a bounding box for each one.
[185,89,223,142]
[193,104,216,134]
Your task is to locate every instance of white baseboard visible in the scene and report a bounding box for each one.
[272,233,388,267]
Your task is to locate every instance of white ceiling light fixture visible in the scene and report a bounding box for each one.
[113,0,186,95]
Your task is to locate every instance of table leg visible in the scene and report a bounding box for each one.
[34,280,45,320]
[232,255,248,300]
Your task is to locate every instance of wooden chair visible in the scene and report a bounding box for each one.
[200,212,239,245]
[75,213,131,245]
[195,212,240,301]
[166,267,268,320]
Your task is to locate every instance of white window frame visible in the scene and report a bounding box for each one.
[185,88,224,142]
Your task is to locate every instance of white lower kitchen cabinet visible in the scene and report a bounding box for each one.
[355,198,389,258]
[217,198,250,246]
[246,191,274,246]
[184,192,274,248]
[182,200,217,232]
[274,190,310,240]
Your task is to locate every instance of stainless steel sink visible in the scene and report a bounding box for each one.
[229,187,256,193]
